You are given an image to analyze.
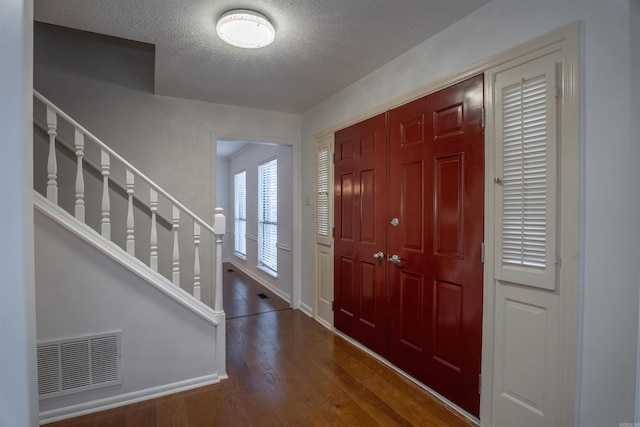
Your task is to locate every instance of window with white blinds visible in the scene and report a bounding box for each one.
[317,146,330,237]
[495,60,558,290]
[258,158,278,274]
[234,171,246,257]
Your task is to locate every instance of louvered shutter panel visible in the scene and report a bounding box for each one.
[259,158,278,273]
[234,171,246,257]
[495,61,558,290]
[317,144,330,243]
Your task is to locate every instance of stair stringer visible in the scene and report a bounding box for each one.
[34,191,218,325]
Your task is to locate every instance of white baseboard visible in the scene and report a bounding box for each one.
[314,315,332,331]
[333,330,479,425]
[227,260,291,304]
[298,302,313,318]
[39,374,220,425]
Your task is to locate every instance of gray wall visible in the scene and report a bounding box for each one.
[0,0,38,425]
[34,23,301,308]
[300,0,639,425]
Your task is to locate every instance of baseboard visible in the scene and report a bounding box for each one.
[227,259,291,304]
[333,330,479,426]
[314,315,332,331]
[298,302,313,318]
[39,374,220,425]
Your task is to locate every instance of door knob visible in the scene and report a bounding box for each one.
[373,251,384,260]
[388,254,401,265]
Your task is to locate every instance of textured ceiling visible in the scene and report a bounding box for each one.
[34,0,490,114]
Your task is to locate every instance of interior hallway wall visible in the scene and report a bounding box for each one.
[0,0,38,425]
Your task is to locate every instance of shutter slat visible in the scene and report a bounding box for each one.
[317,147,330,236]
[495,60,557,290]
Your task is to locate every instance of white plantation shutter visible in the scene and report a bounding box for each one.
[259,158,278,273]
[234,171,246,257]
[317,145,330,239]
[495,61,558,290]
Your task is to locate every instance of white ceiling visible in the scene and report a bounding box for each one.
[34,0,490,115]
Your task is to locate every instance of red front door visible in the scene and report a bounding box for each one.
[334,74,484,417]
[388,75,484,416]
[334,113,389,357]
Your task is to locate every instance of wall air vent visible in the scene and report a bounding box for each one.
[37,331,122,399]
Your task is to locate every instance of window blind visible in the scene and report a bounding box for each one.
[495,61,557,290]
[234,171,246,257]
[259,158,278,273]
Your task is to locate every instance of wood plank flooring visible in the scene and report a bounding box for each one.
[222,264,290,319]
[44,269,476,427]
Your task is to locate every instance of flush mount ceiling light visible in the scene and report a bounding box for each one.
[216,9,275,49]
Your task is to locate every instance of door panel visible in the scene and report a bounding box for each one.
[388,74,484,416]
[398,272,425,352]
[493,282,560,426]
[334,113,388,357]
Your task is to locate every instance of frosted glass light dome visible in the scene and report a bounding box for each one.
[216,9,275,49]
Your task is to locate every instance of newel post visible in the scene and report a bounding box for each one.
[213,207,226,379]
[213,207,225,313]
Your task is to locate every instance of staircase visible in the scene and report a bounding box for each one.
[32,91,226,424]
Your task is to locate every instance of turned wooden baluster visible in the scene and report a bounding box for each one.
[193,222,201,300]
[46,107,58,204]
[100,150,111,239]
[74,129,85,223]
[126,170,135,255]
[172,205,180,286]
[149,189,158,272]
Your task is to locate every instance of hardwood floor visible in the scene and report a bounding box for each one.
[44,269,476,427]
[222,264,290,319]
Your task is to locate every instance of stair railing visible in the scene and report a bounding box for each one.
[33,90,225,313]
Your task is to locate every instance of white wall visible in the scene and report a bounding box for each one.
[0,0,38,425]
[227,143,294,302]
[215,155,233,259]
[34,23,301,308]
[35,209,219,421]
[300,0,638,425]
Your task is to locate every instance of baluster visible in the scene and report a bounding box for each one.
[214,207,225,313]
[126,170,135,255]
[74,129,85,222]
[100,150,111,239]
[149,189,158,272]
[172,205,180,286]
[46,107,58,204]
[193,222,201,301]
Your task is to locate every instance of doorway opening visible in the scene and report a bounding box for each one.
[215,138,294,313]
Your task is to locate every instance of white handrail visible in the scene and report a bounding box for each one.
[33,90,216,235]
[33,90,225,308]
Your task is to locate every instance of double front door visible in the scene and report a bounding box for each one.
[334,74,484,416]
